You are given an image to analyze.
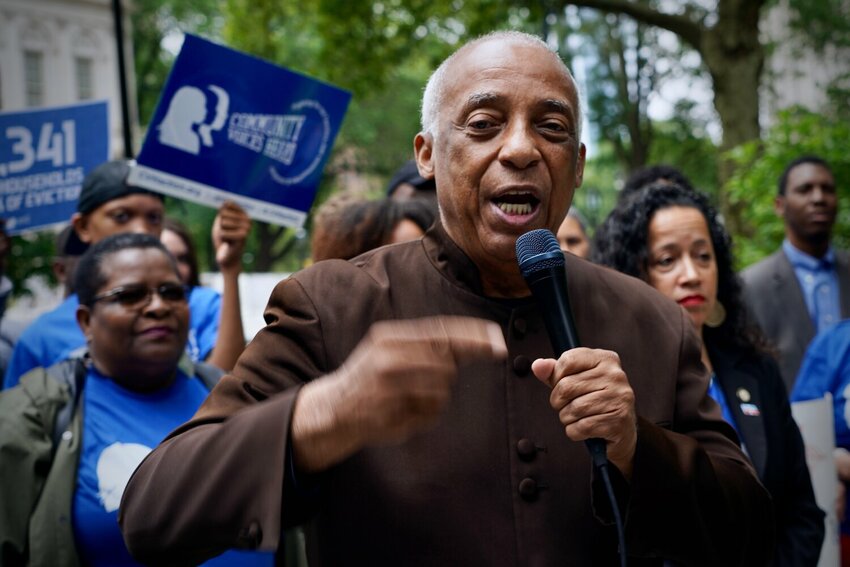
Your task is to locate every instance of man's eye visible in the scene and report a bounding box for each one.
[468,119,494,130]
[111,212,130,223]
[541,121,566,132]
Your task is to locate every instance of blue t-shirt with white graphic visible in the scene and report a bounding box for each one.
[73,364,272,566]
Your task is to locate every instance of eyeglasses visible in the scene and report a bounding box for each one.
[90,283,189,309]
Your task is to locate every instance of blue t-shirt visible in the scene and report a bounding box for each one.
[73,365,272,566]
[792,319,850,533]
[3,295,83,389]
[187,286,221,364]
[3,287,222,390]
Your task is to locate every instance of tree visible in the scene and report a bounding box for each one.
[559,1,763,160]
[571,11,658,173]
[543,0,763,237]
[132,0,222,126]
[128,0,845,272]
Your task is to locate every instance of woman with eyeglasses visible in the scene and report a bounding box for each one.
[0,233,272,566]
[593,182,824,566]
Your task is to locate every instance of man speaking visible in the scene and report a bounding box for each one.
[120,31,773,565]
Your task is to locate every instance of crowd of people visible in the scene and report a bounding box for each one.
[0,29,846,566]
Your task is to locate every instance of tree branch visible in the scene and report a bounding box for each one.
[562,0,703,50]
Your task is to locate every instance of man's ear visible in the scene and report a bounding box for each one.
[414,132,435,181]
[774,195,786,218]
[71,213,94,244]
[574,143,586,188]
[76,305,92,341]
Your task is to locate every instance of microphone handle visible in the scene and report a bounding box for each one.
[526,267,607,466]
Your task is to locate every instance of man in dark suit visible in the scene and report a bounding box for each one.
[741,155,849,391]
[119,31,773,565]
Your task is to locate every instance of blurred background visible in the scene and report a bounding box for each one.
[1,0,848,334]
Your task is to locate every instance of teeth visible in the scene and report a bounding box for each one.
[498,202,533,215]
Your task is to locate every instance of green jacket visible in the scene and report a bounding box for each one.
[0,355,221,567]
[0,359,84,567]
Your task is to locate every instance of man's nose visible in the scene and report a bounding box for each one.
[127,219,159,236]
[810,186,828,203]
[498,122,540,169]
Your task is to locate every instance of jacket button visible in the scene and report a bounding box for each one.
[518,477,538,501]
[516,438,537,461]
[512,355,531,377]
[512,318,527,339]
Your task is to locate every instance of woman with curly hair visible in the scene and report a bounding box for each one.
[593,182,824,566]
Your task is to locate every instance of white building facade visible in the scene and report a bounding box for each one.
[763,1,849,124]
[0,0,137,157]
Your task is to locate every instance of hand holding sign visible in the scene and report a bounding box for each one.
[212,201,251,273]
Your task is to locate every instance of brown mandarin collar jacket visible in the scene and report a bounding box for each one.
[120,223,773,566]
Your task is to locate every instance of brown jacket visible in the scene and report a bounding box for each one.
[120,224,773,566]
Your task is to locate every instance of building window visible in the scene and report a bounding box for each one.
[75,57,94,100]
[24,50,44,107]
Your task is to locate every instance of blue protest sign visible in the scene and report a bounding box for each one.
[129,34,352,228]
[0,101,109,235]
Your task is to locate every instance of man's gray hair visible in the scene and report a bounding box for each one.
[420,30,583,142]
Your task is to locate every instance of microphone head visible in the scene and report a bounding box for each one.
[516,229,564,278]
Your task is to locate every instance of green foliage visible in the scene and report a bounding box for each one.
[311,0,541,97]
[133,0,224,126]
[648,114,719,197]
[7,232,56,298]
[725,107,850,269]
[575,142,621,233]
[125,0,848,276]
[334,67,426,179]
[786,0,850,52]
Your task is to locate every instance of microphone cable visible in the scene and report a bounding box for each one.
[516,229,627,567]
[596,455,627,567]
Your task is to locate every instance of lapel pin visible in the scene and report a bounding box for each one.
[736,388,751,402]
[740,403,761,417]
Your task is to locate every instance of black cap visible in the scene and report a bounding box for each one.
[65,160,165,253]
[76,159,163,214]
[386,160,435,197]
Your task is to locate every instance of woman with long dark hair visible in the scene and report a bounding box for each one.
[594,182,824,566]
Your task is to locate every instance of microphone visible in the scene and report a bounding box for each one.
[515,228,607,467]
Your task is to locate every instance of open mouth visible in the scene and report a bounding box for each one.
[493,192,540,216]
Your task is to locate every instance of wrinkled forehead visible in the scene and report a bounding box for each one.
[444,39,578,107]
